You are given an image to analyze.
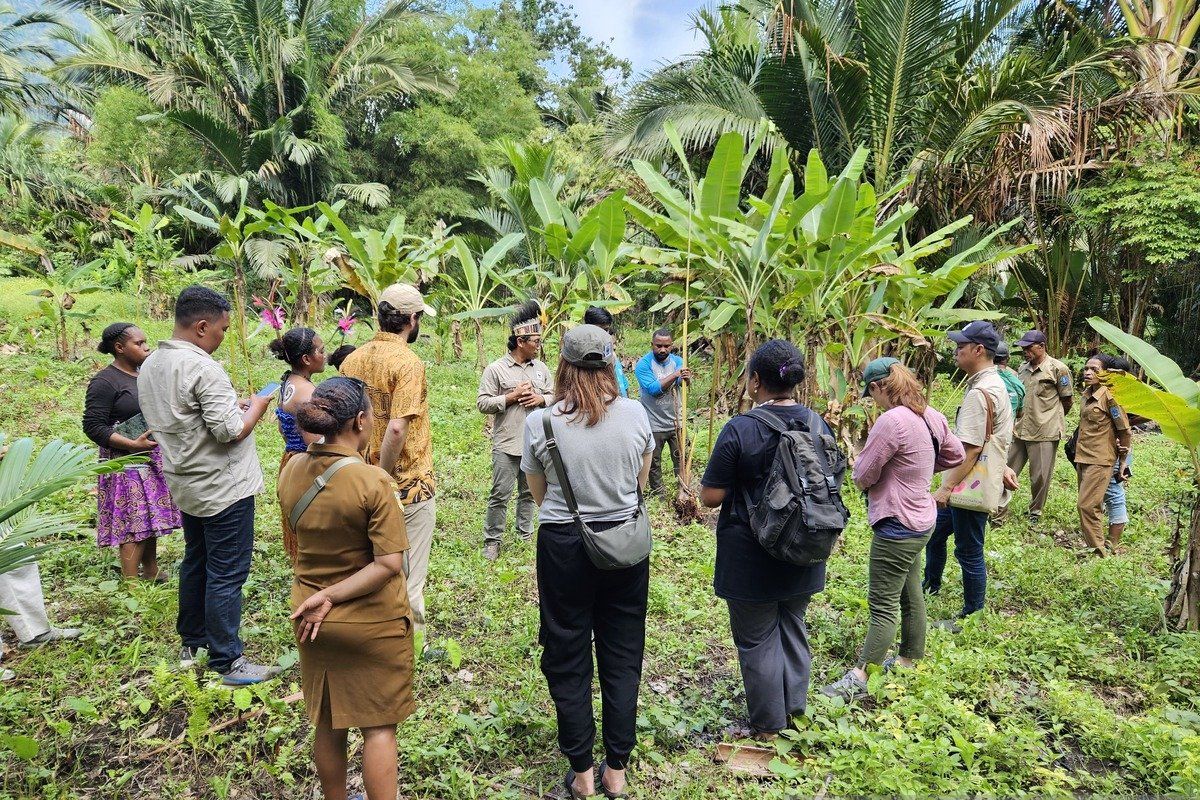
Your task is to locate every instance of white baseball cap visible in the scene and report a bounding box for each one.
[379,283,436,317]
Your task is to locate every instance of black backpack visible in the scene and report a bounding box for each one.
[742,406,850,565]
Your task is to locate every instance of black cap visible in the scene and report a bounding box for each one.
[947,321,1000,353]
[1015,330,1047,348]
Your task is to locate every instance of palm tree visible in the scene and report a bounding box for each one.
[0,3,68,116]
[0,436,140,579]
[57,0,454,209]
[606,0,1167,217]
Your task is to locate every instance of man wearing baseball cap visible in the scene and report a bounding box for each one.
[924,321,1014,621]
[340,283,439,646]
[994,342,1025,418]
[996,329,1073,526]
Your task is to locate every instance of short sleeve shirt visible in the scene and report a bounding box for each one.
[280,443,411,624]
[953,367,1014,498]
[340,333,435,505]
[1075,385,1131,466]
[1016,356,1073,441]
[700,404,828,603]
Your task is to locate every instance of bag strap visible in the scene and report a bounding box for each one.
[911,407,940,459]
[542,412,584,522]
[967,387,995,444]
[288,456,359,532]
[803,407,842,496]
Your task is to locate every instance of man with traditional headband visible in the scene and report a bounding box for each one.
[477,300,554,561]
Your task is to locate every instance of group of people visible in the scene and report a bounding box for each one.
[0,279,1141,799]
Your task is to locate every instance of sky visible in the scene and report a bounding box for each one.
[563,0,706,77]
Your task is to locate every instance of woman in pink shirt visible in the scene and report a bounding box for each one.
[822,358,964,700]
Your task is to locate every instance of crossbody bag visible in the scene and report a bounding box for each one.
[541,412,652,570]
[948,388,1004,514]
[288,455,411,577]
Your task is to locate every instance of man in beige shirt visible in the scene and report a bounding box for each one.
[138,286,277,685]
[997,329,1073,525]
[477,302,553,560]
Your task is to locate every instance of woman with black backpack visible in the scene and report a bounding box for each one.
[700,340,838,740]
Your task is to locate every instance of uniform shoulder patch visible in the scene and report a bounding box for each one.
[1059,375,1070,386]
[1110,405,1121,419]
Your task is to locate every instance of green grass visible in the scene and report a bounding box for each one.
[1,279,1199,798]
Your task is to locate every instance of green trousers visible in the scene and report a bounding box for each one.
[860,530,933,667]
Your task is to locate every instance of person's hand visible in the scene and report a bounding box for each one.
[505,382,533,405]
[248,393,272,413]
[933,486,952,508]
[1118,465,1132,483]
[518,392,544,409]
[290,591,333,642]
[237,397,250,411]
[1003,467,1019,491]
[680,368,694,383]
[130,431,158,452]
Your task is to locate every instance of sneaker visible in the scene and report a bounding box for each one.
[219,657,281,686]
[881,656,912,672]
[1027,513,1041,526]
[19,627,82,648]
[179,646,206,669]
[1,668,12,682]
[820,670,868,701]
[483,541,500,561]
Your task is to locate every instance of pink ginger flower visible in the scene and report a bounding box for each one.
[260,306,285,330]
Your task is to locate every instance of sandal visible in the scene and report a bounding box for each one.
[597,762,629,799]
[563,768,591,799]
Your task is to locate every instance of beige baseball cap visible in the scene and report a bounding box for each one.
[379,283,436,317]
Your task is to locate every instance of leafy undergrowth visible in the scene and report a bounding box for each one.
[1,284,1200,798]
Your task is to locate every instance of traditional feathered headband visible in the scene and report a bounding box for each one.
[510,299,544,337]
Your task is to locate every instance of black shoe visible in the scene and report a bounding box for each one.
[598,762,629,799]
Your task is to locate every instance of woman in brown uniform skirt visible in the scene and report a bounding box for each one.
[280,377,414,800]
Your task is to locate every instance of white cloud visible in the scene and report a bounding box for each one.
[565,0,703,76]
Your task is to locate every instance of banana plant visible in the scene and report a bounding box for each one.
[173,183,257,391]
[439,233,525,369]
[109,204,177,317]
[317,203,454,313]
[23,262,106,361]
[1089,317,1200,631]
[243,201,340,326]
[0,436,142,582]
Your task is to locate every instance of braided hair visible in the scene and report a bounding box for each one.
[295,377,369,438]
[97,322,136,355]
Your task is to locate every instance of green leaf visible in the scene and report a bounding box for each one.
[0,734,38,760]
[1088,318,1200,406]
[444,638,463,670]
[1103,372,1200,456]
[700,131,745,220]
[703,302,740,332]
[232,688,252,711]
[64,697,98,719]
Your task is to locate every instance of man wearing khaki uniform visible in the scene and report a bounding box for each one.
[477,302,553,561]
[999,330,1073,525]
[1075,369,1131,555]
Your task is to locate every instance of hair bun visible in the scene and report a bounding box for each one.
[267,338,289,362]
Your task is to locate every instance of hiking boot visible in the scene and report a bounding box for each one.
[219,657,281,686]
[483,541,500,561]
[179,646,207,669]
[820,670,868,701]
[19,627,82,648]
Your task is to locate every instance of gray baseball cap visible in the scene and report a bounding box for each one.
[561,324,615,370]
[996,341,1010,359]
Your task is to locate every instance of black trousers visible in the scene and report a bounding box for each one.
[536,520,649,772]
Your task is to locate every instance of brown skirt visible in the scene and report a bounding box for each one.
[297,617,415,729]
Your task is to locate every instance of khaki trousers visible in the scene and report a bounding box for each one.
[1076,464,1110,554]
[401,498,436,631]
[1002,438,1058,518]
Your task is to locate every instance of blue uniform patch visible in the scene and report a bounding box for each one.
[1110,405,1121,419]
[1059,375,1070,387]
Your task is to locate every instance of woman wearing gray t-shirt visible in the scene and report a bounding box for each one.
[521,324,653,800]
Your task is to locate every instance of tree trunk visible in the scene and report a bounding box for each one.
[296,257,311,326]
[1166,490,1200,631]
[452,320,464,360]
[474,318,486,371]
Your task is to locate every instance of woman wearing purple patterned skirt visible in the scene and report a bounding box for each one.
[83,323,182,580]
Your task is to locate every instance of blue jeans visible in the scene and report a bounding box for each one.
[177,495,256,673]
[923,507,988,616]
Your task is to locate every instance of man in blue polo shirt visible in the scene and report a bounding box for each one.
[635,328,692,496]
